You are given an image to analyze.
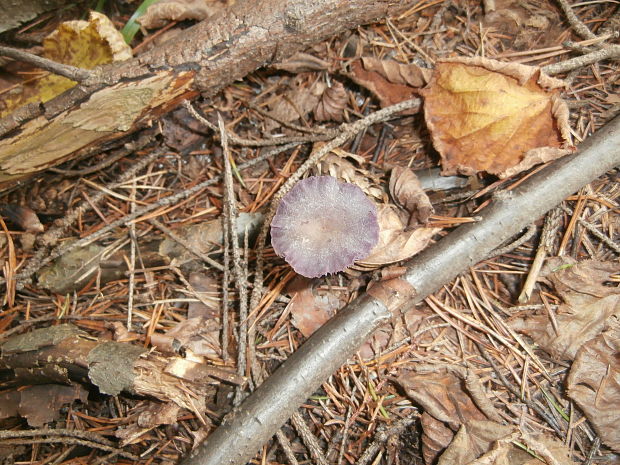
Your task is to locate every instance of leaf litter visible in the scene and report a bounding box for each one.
[0,1,619,464]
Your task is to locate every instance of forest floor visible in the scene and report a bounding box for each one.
[0,1,619,465]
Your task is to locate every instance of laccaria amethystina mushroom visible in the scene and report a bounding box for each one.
[270,176,379,278]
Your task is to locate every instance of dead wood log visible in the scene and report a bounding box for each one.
[181,114,620,465]
[0,0,415,188]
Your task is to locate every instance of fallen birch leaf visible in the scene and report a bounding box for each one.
[567,324,620,452]
[438,420,576,465]
[1,11,131,118]
[389,166,434,228]
[420,57,573,178]
[510,257,620,360]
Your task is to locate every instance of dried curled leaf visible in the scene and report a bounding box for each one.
[567,324,620,452]
[356,205,439,268]
[389,166,434,228]
[348,59,420,113]
[314,81,348,122]
[421,57,573,178]
[361,56,431,88]
[509,257,620,360]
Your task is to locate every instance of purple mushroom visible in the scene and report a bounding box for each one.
[270,176,379,278]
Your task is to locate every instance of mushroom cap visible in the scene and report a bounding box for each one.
[270,176,379,278]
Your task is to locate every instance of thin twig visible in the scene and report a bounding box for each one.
[543,44,620,75]
[184,101,336,147]
[489,223,536,258]
[559,204,620,254]
[555,0,597,40]
[518,208,563,303]
[275,430,300,465]
[0,45,93,82]
[219,114,250,403]
[291,412,329,465]
[354,418,416,465]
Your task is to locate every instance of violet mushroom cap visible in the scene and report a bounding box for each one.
[270,176,379,278]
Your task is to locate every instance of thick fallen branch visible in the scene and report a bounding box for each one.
[182,114,620,465]
[0,0,415,188]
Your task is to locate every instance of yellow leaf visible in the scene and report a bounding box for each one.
[421,57,573,178]
[1,11,131,118]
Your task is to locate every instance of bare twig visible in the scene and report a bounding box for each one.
[543,44,620,75]
[555,0,597,40]
[518,208,563,303]
[184,101,336,146]
[218,114,250,403]
[0,45,94,82]
[291,412,329,465]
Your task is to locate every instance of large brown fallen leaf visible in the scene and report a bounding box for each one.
[1,11,131,118]
[509,257,620,360]
[567,324,620,453]
[420,57,573,178]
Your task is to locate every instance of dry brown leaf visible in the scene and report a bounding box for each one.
[138,0,231,29]
[187,271,219,319]
[0,204,43,232]
[421,412,456,464]
[357,205,439,267]
[510,257,620,360]
[398,371,487,430]
[264,77,325,131]
[272,52,330,74]
[361,56,431,88]
[314,81,348,122]
[286,276,344,337]
[348,59,419,112]
[399,370,487,463]
[389,166,434,229]
[420,57,573,178]
[567,324,620,452]
[437,420,517,465]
